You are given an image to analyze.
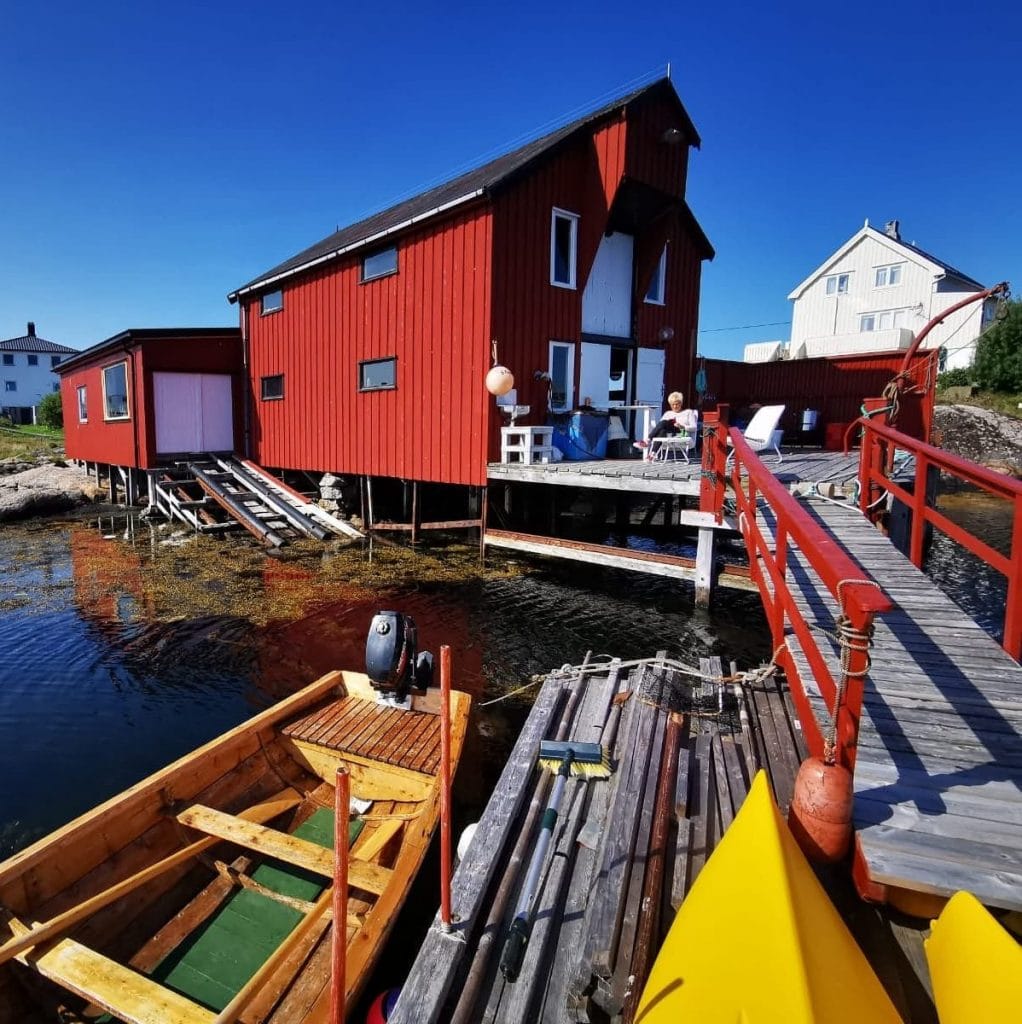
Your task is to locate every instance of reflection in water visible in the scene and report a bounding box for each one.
[0,511,773,861]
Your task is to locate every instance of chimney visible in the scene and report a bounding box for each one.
[27,321,35,337]
[884,220,901,241]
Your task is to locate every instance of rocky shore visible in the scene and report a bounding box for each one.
[0,463,106,522]
[933,404,1022,478]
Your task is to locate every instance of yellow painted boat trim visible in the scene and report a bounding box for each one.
[635,770,901,1024]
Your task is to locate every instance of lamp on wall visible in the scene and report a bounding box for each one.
[533,370,551,383]
[661,127,685,145]
[658,326,675,342]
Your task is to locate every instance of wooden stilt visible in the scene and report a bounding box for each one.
[695,526,716,607]
[411,481,419,545]
[479,487,488,564]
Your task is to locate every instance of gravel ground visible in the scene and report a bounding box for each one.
[0,463,106,522]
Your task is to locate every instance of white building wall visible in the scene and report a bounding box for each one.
[0,353,65,409]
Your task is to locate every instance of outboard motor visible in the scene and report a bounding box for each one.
[365,611,434,707]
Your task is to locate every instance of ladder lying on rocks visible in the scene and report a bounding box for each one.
[147,458,363,547]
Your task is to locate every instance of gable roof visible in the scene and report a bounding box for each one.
[228,78,701,302]
[787,225,986,300]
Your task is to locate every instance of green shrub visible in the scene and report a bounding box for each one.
[973,300,1022,391]
[37,392,63,429]
[937,367,972,389]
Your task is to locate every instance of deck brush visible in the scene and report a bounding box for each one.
[536,739,612,779]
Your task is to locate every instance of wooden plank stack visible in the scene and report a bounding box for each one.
[390,653,803,1024]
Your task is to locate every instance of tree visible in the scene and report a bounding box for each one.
[37,391,63,428]
[973,299,1022,392]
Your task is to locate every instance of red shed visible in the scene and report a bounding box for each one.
[228,77,713,490]
[57,328,243,481]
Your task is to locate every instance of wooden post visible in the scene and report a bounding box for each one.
[439,645,453,931]
[366,477,375,532]
[699,404,729,520]
[331,767,350,1024]
[694,527,715,607]
[411,481,419,545]
[479,486,488,564]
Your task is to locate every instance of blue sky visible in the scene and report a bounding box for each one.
[2,1,1019,359]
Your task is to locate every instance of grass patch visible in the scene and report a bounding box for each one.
[935,390,1022,419]
[0,424,65,462]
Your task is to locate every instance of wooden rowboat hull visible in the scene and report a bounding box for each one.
[0,670,470,1023]
[636,770,901,1023]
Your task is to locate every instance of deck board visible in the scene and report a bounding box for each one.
[760,496,1022,911]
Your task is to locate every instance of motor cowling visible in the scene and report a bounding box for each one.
[365,611,433,705]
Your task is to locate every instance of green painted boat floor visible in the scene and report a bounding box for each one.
[143,809,365,1013]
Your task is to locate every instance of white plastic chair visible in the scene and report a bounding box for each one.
[727,405,785,465]
[650,412,699,463]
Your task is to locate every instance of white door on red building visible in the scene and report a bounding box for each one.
[578,341,612,408]
[582,232,634,338]
[154,372,234,454]
[634,348,666,440]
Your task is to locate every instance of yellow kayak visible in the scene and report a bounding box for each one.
[635,770,900,1023]
[925,891,1022,1024]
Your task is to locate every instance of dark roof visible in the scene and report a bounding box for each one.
[0,333,76,355]
[896,238,985,290]
[229,78,701,301]
[55,327,241,374]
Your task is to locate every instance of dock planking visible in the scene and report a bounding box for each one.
[759,496,1022,912]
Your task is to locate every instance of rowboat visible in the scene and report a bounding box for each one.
[925,890,1022,1024]
[635,770,900,1023]
[0,662,470,1023]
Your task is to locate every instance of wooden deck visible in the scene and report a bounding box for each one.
[762,496,1022,912]
[487,447,861,495]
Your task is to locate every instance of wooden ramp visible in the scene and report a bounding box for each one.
[763,497,1022,912]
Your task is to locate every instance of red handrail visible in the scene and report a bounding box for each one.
[725,423,892,769]
[857,415,1022,660]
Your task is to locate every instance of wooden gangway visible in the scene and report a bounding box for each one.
[762,495,1022,912]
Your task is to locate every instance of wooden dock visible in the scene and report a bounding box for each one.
[388,655,938,1024]
[762,495,1022,913]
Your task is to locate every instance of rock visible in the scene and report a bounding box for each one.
[932,405,1022,478]
[0,463,104,522]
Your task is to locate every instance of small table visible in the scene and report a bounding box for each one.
[501,426,555,465]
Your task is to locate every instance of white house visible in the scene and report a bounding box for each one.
[784,221,995,370]
[0,322,77,424]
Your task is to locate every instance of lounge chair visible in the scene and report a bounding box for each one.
[727,404,785,465]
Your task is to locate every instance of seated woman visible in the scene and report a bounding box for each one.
[633,392,698,460]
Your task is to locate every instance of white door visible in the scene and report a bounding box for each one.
[634,348,666,440]
[582,232,634,338]
[578,342,612,409]
[154,372,234,454]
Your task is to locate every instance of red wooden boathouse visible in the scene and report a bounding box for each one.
[228,77,713,491]
[57,328,243,501]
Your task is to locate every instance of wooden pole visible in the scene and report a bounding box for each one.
[331,767,350,1024]
[439,645,453,931]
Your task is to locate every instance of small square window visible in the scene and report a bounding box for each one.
[359,357,397,391]
[103,361,130,419]
[2,354,12,366]
[4,380,16,392]
[27,354,38,366]
[825,273,850,295]
[51,355,62,367]
[860,314,876,332]
[261,374,284,400]
[362,247,398,282]
[644,247,667,305]
[261,290,283,315]
[52,382,60,392]
[550,208,579,289]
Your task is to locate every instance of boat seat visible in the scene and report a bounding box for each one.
[282,696,443,775]
[177,805,391,896]
[8,916,213,1024]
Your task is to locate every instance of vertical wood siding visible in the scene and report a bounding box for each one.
[245,206,493,487]
[625,93,690,198]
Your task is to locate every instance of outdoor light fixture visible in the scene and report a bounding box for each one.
[533,370,551,383]
[661,127,685,144]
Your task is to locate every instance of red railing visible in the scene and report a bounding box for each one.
[702,407,892,768]
[857,414,1022,661]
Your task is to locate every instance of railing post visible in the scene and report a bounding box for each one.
[699,403,729,520]
[909,451,929,568]
[859,398,889,521]
[832,600,876,772]
[1005,494,1022,661]
[773,521,787,643]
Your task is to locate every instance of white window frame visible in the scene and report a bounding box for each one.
[825,273,850,296]
[874,264,904,288]
[550,208,579,290]
[644,247,667,305]
[102,360,131,421]
[548,340,575,412]
[261,290,283,315]
[77,385,87,423]
[861,308,909,333]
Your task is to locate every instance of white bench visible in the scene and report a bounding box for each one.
[501,426,555,465]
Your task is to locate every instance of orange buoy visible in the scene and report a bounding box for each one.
[485,365,515,396]
[787,757,854,863]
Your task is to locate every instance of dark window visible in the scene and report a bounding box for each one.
[103,362,129,419]
[261,374,284,400]
[261,290,283,315]
[4,381,15,392]
[27,354,38,366]
[52,382,60,392]
[550,209,578,288]
[51,355,62,367]
[359,357,397,391]
[77,386,87,422]
[361,247,398,282]
[1,354,12,366]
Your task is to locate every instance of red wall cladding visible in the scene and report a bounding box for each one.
[624,92,690,198]
[244,205,493,487]
[699,351,938,438]
[61,357,142,467]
